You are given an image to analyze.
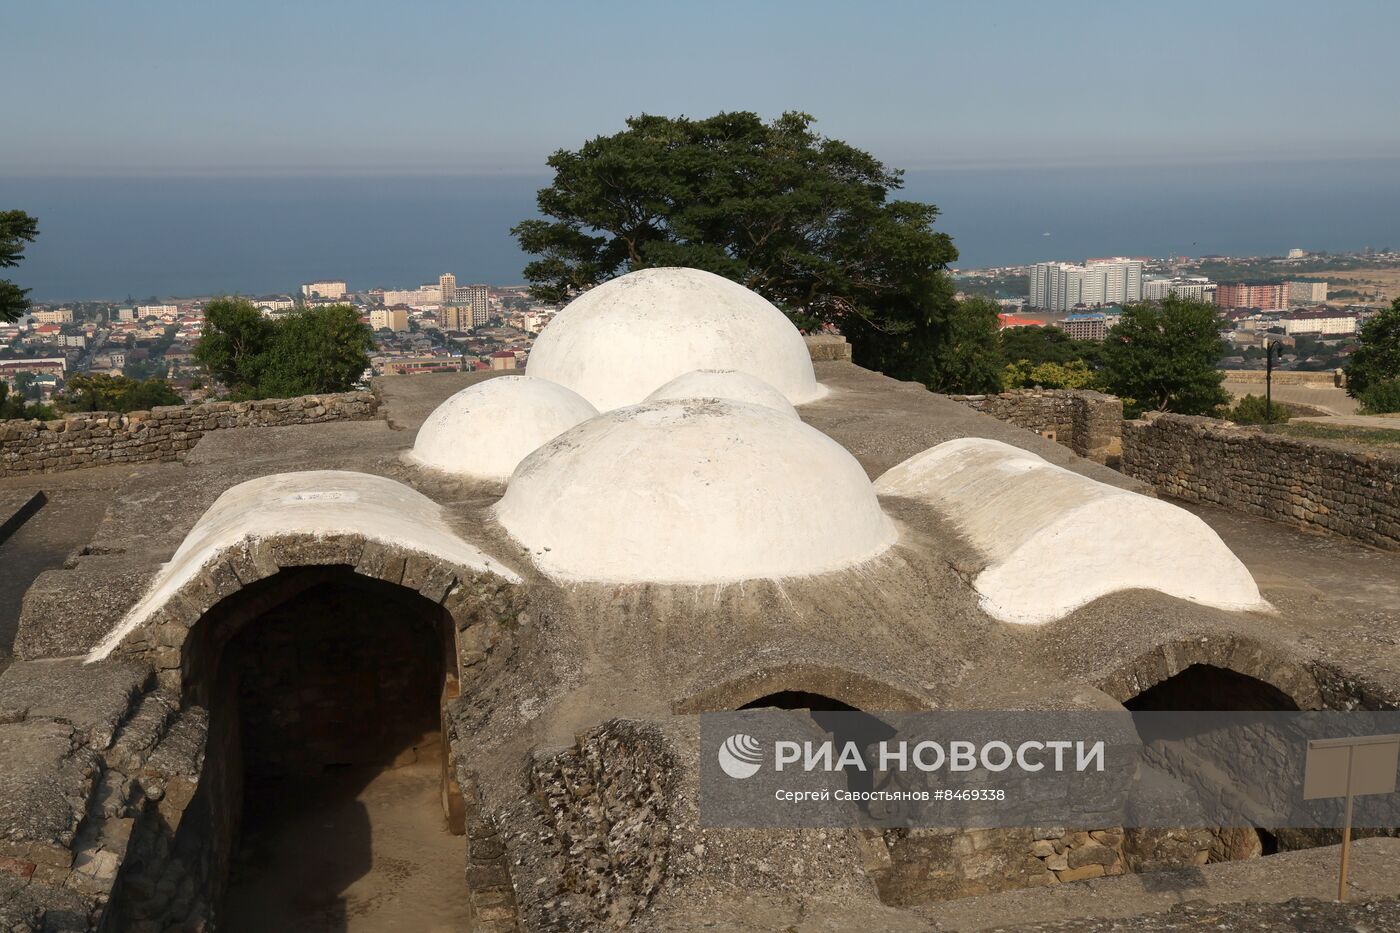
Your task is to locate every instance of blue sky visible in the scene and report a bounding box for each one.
[7,0,1398,176]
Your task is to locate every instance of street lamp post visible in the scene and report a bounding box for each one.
[1265,339,1283,424]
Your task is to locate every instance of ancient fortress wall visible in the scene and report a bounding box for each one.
[0,392,378,477]
[949,389,1123,463]
[1122,414,1400,550]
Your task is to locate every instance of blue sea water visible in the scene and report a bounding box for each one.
[3,158,1398,301]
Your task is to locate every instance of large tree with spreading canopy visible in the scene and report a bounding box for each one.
[512,111,977,386]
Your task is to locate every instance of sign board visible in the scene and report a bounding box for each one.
[1304,734,1400,800]
[1302,733,1400,901]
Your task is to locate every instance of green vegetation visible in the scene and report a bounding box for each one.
[0,378,54,420]
[957,272,1028,300]
[927,297,1003,394]
[1226,393,1290,425]
[1345,298,1400,413]
[1098,296,1229,417]
[512,111,966,387]
[0,211,39,324]
[1262,420,1400,452]
[195,298,373,400]
[59,373,183,413]
[1002,359,1099,391]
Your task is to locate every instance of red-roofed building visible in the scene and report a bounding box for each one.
[997,314,1046,330]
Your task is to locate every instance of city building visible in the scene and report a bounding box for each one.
[301,280,347,300]
[1143,276,1216,303]
[381,286,441,306]
[1287,248,1308,259]
[439,306,468,331]
[251,295,297,313]
[370,308,410,332]
[31,308,73,324]
[0,357,65,379]
[137,304,179,317]
[996,313,1045,330]
[1278,310,1359,336]
[1215,283,1287,310]
[488,350,519,370]
[1085,258,1144,304]
[1286,281,1328,305]
[1028,259,1142,311]
[456,283,491,327]
[115,308,136,321]
[1060,310,1121,342]
[439,273,457,303]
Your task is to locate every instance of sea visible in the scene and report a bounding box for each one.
[4,157,1398,301]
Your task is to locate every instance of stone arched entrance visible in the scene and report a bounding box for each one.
[111,564,484,932]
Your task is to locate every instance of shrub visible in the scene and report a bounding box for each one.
[1227,393,1290,424]
[1358,379,1400,415]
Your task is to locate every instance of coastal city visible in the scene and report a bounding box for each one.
[1,247,1395,411]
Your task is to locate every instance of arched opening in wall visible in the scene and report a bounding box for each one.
[739,691,897,809]
[125,566,471,932]
[1122,663,1300,865]
[1124,664,1300,712]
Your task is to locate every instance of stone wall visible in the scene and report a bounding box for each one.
[950,389,1124,463]
[803,334,853,362]
[525,720,673,930]
[1121,414,1400,550]
[0,391,378,478]
[1221,369,1345,388]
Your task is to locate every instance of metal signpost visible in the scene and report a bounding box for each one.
[1303,734,1400,901]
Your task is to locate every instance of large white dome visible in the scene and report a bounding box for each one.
[408,375,598,481]
[644,369,798,419]
[494,399,895,583]
[525,267,823,411]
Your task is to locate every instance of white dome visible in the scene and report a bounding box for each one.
[408,375,598,481]
[644,369,799,419]
[525,267,823,411]
[494,399,895,583]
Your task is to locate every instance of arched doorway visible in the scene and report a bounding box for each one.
[1124,663,1300,861]
[138,565,471,932]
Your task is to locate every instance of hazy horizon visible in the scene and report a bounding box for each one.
[6,156,1399,301]
[7,0,1399,300]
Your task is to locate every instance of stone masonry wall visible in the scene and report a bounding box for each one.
[0,391,378,478]
[1121,413,1400,550]
[950,389,1124,464]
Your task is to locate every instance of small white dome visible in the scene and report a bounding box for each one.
[644,369,798,419]
[495,399,895,583]
[409,375,598,481]
[525,267,823,411]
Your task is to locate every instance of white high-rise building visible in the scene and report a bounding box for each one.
[1030,259,1143,311]
[439,273,457,303]
[1085,258,1144,304]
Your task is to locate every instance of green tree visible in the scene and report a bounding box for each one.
[512,111,961,384]
[0,211,40,323]
[1099,295,1228,417]
[1345,298,1400,398]
[927,297,1003,393]
[1358,379,1400,414]
[0,379,54,420]
[194,298,276,395]
[195,299,372,399]
[257,305,375,398]
[59,374,182,412]
[1002,359,1100,391]
[999,325,1101,368]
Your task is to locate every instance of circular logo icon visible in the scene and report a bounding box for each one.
[718,733,763,779]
